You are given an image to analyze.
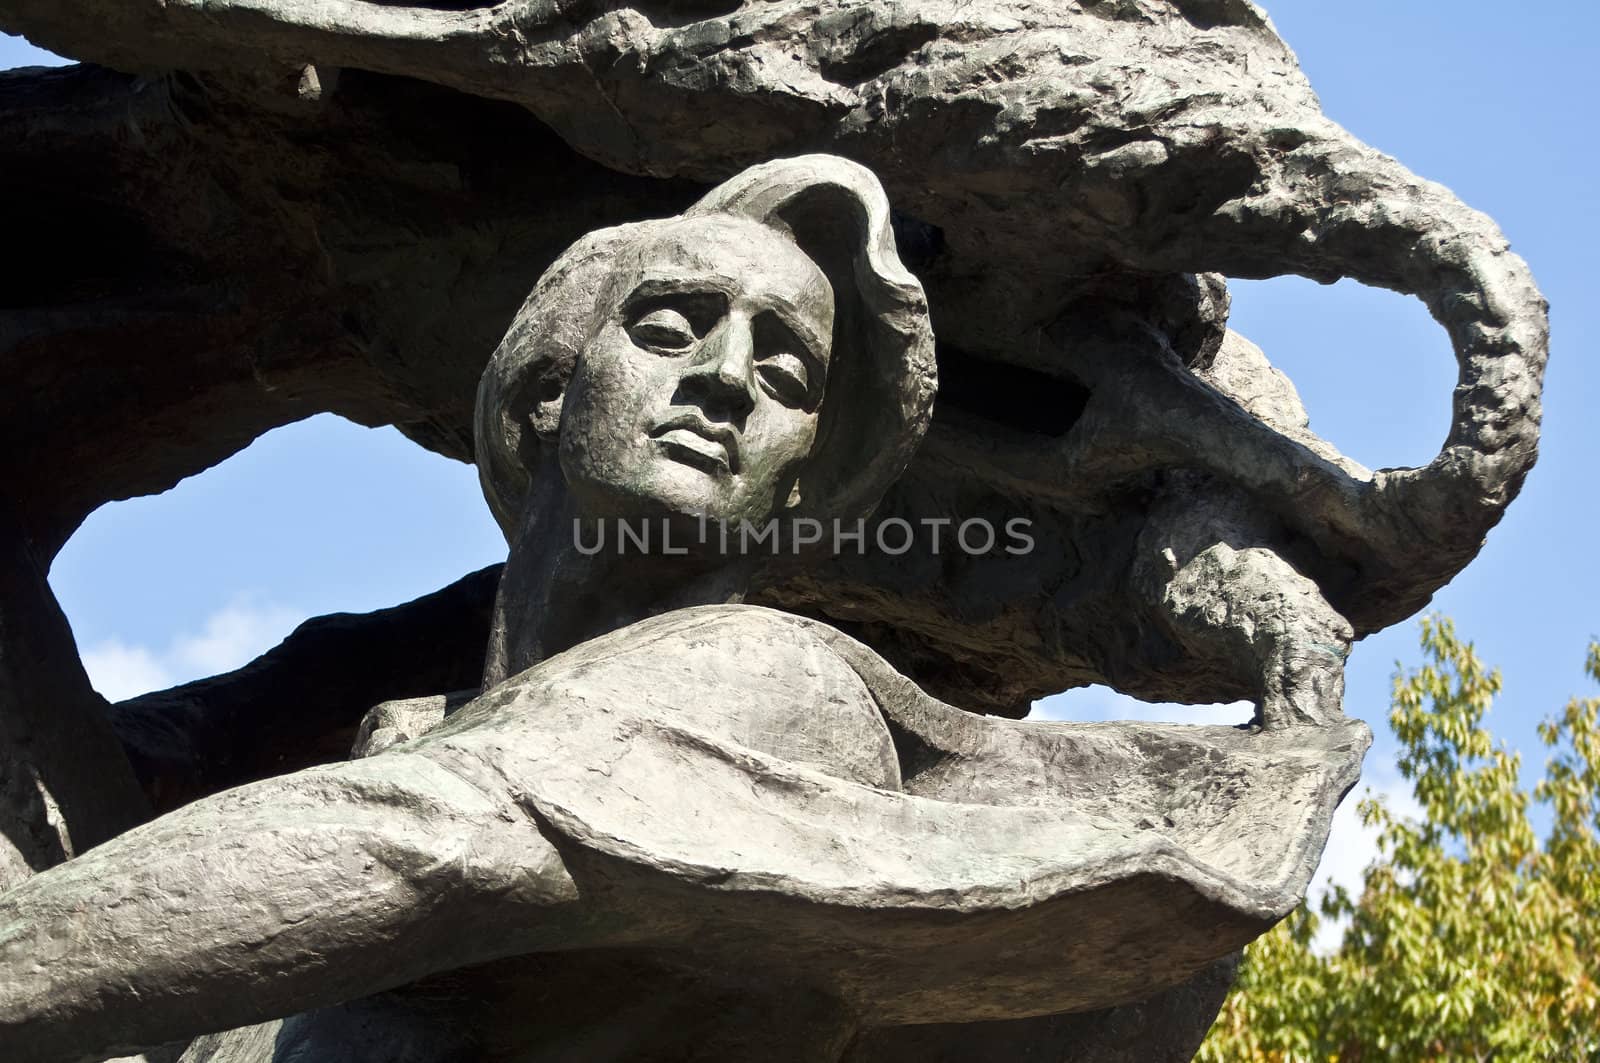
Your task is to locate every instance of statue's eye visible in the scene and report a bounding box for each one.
[630,307,697,352]
[757,351,812,408]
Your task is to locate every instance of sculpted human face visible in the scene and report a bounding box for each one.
[558,216,835,524]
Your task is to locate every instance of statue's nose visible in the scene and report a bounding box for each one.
[682,317,757,417]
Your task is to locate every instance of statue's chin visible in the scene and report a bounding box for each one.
[567,459,779,531]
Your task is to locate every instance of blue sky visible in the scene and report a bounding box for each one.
[5,2,1597,912]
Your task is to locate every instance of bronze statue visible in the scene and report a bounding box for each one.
[0,156,1365,1063]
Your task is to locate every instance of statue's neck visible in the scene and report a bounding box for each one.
[482,464,752,688]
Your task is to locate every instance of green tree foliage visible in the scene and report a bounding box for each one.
[1200,617,1600,1062]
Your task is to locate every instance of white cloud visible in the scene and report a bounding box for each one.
[79,641,176,703]
[170,601,303,677]
[79,599,304,702]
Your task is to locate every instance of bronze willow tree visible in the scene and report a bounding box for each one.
[0,1,1548,1060]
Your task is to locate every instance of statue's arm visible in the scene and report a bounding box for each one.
[0,696,1146,1057]
[0,751,580,1063]
[416,676,1309,1024]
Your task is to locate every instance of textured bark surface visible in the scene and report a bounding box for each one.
[0,504,147,890]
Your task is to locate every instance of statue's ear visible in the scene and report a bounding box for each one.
[506,372,564,480]
[530,394,563,442]
[528,374,565,443]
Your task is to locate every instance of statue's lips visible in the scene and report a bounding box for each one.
[648,419,739,475]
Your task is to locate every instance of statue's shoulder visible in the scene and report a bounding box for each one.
[578,602,841,648]
[444,604,904,791]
